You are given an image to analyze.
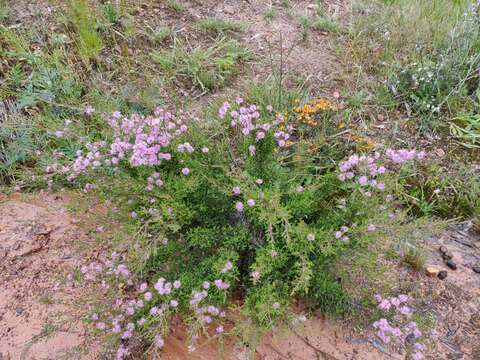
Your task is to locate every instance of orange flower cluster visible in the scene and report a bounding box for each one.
[351,135,376,150]
[293,99,335,126]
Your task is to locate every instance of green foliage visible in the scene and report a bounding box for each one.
[69,0,103,62]
[399,161,480,218]
[0,114,38,184]
[0,0,8,22]
[312,18,346,34]
[101,3,121,25]
[164,0,185,13]
[151,37,251,91]
[349,0,480,131]
[149,26,175,43]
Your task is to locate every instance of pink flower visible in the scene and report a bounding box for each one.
[202,281,210,289]
[233,186,241,195]
[247,199,255,207]
[255,178,263,185]
[174,280,181,289]
[377,182,385,191]
[155,335,164,348]
[248,145,256,156]
[84,106,95,115]
[412,352,424,360]
[170,299,178,307]
[216,325,224,334]
[335,231,342,239]
[368,224,376,232]
[96,322,106,330]
[266,105,273,112]
[235,202,244,212]
[144,292,152,301]
[307,233,315,241]
[358,176,368,186]
[378,299,391,311]
[251,271,260,280]
[222,261,233,273]
[181,167,190,175]
[202,147,209,154]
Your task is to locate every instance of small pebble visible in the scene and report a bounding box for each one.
[446,260,457,270]
[472,265,480,274]
[438,271,448,280]
[439,246,447,254]
[442,252,453,261]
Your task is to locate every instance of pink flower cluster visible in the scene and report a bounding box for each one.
[77,252,185,359]
[385,149,426,164]
[66,108,187,181]
[373,294,427,359]
[220,100,292,149]
[337,149,426,191]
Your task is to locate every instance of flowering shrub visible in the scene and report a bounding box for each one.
[48,98,427,356]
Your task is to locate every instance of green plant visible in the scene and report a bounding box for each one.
[101,3,121,25]
[164,0,185,12]
[151,37,251,91]
[194,18,243,34]
[0,0,9,22]
[0,113,38,184]
[69,0,103,62]
[450,113,480,148]
[312,18,346,34]
[149,26,175,43]
[263,8,277,21]
[299,16,314,41]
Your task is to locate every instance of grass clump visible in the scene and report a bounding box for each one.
[149,26,175,43]
[194,18,243,35]
[312,18,346,34]
[151,37,251,91]
[69,0,103,62]
[164,0,185,13]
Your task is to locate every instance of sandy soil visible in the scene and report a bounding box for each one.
[0,193,99,360]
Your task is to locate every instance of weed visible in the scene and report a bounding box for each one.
[151,38,251,91]
[263,8,277,21]
[312,18,346,34]
[101,3,121,25]
[164,0,185,13]
[149,26,175,43]
[299,16,314,41]
[0,113,38,184]
[194,18,243,35]
[69,0,103,62]
[0,0,8,22]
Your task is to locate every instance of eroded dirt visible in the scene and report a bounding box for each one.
[0,193,99,360]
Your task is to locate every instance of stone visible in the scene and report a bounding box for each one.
[439,246,447,254]
[446,260,457,270]
[472,265,480,274]
[438,271,448,280]
[442,252,453,261]
[426,266,440,277]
